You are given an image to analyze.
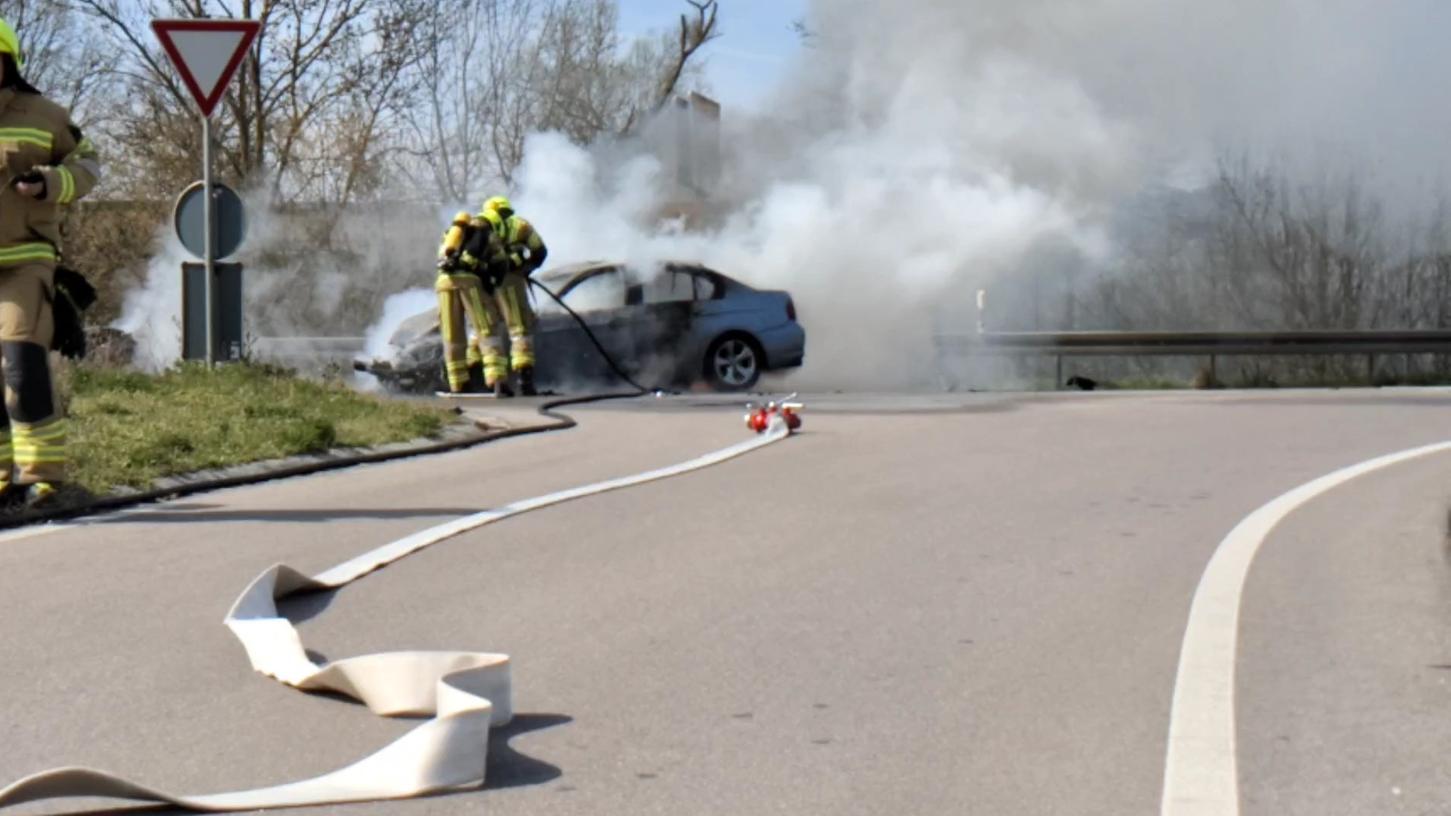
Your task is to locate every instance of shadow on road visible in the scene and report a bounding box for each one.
[487,713,572,788]
[1211,394,1451,409]
[111,504,480,525]
[37,714,573,815]
[35,804,175,815]
[667,396,1025,416]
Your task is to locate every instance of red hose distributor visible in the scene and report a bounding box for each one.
[744,395,804,434]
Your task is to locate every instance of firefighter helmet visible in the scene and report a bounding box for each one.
[0,18,23,70]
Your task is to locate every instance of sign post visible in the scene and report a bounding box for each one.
[203,113,214,363]
[173,181,247,362]
[151,18,261,366]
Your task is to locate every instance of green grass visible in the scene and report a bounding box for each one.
[64,362,454,494]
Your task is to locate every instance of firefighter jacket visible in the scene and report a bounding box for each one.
[438,211,508,283]
[482,210,548,274]
[0,88,99,267]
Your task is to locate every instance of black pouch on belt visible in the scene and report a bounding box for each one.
[51,266,97,360]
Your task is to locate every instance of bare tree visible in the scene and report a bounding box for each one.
[645,0,717,119]
[0,1,115,123]
[71,0,429,204]
[1072,156,1451,385]
[407,0,718,195]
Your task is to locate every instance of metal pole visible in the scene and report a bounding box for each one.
[202,114,215,367]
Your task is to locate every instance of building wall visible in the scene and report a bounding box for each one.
[654,92,722,230]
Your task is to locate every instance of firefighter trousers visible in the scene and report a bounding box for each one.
[0,263,61,485]
[435,271,495,393]
[461,272,536,386]
[475,271,535,378]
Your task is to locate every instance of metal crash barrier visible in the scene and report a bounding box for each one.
[935,329,1451,388]
[250,336,367,368]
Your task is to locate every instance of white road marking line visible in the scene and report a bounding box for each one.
[1161,440,1451,816]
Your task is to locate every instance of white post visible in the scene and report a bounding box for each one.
[202,114,215,367]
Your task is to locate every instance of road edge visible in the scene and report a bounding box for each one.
[0,410,570,531]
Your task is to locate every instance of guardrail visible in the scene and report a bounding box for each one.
[935,329,1451,387]
[250,337,368,366]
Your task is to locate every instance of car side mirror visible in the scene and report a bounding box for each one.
[625,285,644,306]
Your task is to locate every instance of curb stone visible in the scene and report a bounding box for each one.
[0,411,568,531]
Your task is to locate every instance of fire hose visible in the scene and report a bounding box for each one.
[0,414,795,812]
[525,278,799,435]
[0,283,803,811]
[527,276,651,396]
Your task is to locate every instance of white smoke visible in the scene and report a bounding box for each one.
[471,12,1129,388]
[364,287,437,359]
[112,234,186,371]
[350,48,1120,388]
[115,189,446,371]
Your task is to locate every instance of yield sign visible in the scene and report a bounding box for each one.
[151,19,260,118]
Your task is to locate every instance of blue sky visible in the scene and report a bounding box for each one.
[618,0,806,112]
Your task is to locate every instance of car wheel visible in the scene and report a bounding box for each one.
[704,335,762,391]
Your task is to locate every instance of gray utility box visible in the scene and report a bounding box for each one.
[181,262,244,362]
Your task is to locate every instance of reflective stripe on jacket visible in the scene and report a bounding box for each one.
[0,88,100,266]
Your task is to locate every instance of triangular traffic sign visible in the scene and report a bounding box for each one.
[151,19,261,118]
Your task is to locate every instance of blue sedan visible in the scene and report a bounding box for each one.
[361,261,806,393]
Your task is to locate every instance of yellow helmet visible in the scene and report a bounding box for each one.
[0,18,23,70]
[483,196,512,214]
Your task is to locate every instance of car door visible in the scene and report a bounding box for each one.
[674,265,731,376]
[613,265,703,385]
[534,266,634,386]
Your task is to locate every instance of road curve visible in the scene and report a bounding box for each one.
[2,389,1450,815]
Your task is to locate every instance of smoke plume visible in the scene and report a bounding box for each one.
[115,191,444,372]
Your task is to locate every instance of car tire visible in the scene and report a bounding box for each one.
[703,334,762,391]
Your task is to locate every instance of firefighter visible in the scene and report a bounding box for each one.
[0,19,100,507]
[435,211,508,395]
[481,196,547,396]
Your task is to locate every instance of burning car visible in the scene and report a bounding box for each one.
[356,261,806,393]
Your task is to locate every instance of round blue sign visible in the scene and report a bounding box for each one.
[173,181,247,260]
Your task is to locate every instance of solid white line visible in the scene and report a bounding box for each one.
[1161,440,1451,816]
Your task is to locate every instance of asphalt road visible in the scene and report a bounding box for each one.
[3,389,1451,815]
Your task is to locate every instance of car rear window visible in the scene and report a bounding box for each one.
[693,274,721,300]
[643,271,697,304]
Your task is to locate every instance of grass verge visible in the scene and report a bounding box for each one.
[63,363,455,495]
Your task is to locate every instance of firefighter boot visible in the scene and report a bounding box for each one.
[517,365,538,397]
[24,481,58,510]
[493,379,514,398]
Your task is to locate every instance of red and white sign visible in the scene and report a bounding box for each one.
[151,19,261,118]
